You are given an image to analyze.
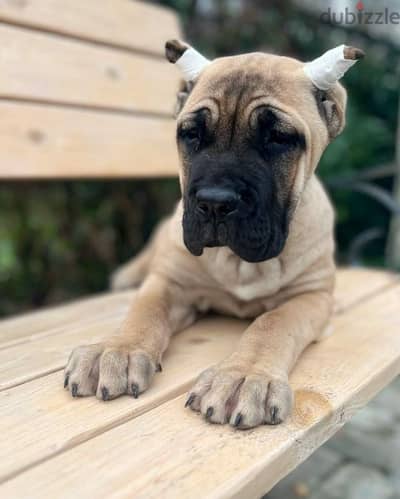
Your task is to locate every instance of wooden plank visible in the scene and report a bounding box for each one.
[334,267,399,312]
[0,268,395,389]
[0,24,179,115]
[1,283,400,498]
[0,0,180,56]
[0,102,179,178]
[0,291,134,350]
[0,317,243,483]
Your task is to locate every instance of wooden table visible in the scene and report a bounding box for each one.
[1,268,399,498]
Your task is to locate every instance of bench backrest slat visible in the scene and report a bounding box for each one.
[0,0,179,56]
[0,101,178,178]
[0,24,180,116]
[0,0,181,179]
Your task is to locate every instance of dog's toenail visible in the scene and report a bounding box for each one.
[64,375,69,388]
[205,407,214,419]
[101,386,109,401]
[131,383,139,398]
[185,393,195,408]
[71,383,78,397]
[156,363,162,372]
[234,413,242,427]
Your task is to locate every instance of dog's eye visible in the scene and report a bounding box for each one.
[178,125,201,150]
[268,130,288,146]
[184,128,200,141]
[263,129,290,151]
[262,128,304,155]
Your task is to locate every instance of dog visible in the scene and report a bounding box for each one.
[64,40,364,429]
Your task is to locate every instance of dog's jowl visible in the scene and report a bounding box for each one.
[65,40,364,429]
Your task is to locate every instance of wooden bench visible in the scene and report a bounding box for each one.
[1,1,399,497]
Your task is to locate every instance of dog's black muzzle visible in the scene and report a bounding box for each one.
[182,158,289,263]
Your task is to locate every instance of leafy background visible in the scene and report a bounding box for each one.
[0,0,398,317]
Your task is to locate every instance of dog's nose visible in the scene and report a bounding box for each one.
[196,187,239,219]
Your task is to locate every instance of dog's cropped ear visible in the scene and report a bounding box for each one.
[165,39,211,115]
[304,45,364,139]
[165,39,210,81]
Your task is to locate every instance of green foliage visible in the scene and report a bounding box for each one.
[0,180,180,316]
[0,0,398,316]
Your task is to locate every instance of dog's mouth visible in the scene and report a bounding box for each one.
[182,193,289,263]
[194,221,228,248]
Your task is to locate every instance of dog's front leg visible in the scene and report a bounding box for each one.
[65,273,194,400]
[187,289,333,429]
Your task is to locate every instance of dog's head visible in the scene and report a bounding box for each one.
[166,40,364,262]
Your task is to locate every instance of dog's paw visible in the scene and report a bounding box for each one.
[64,343,160,400]
[185,364,293,429]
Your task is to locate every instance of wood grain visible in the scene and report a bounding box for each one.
[1,282,399,498]
[0,102,179,178]
[334,267,399,312]
[0,0,180,56]
[0,317,244,482]
[0,291,134,350]
[0,24,180,114]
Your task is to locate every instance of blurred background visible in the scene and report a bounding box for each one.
[0,0,399,317]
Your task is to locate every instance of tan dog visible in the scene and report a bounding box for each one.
[64,40,364,429]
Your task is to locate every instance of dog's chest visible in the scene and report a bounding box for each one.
[202,248,283,301]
